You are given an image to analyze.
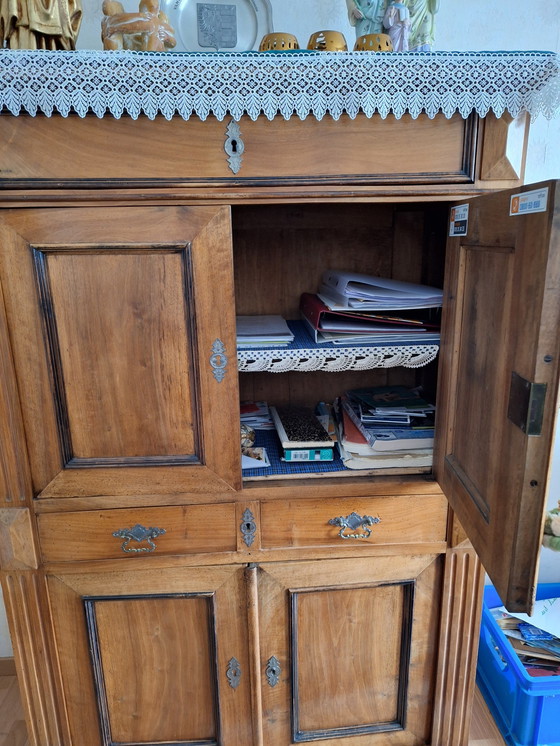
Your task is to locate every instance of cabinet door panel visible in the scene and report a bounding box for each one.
[294,584,410,735]
[47,564,252,746]
[47,251,195,460]
[90,595,217,744]
[258,555,442,746]
[435,180,560,612]
[0,206,240,497]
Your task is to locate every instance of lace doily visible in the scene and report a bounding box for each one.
[237,344,439,372]
[0,49,558,122]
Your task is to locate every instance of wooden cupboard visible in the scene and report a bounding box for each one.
[0,100,558,746]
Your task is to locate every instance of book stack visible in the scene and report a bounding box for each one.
[236,315,294,348]
[300,270,442,345]
[336,385,435,469]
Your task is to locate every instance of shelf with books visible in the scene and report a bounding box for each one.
[237,321,439,373]
[241,427,433,480]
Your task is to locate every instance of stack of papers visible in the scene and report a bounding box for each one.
[240,401,273,471]
[300,292,440,345]
[236,315,294,348]
[240,401,274,430]
[491,597,560,676]
[319,270,443,311]
[340,386,435,452]
[333,398,432,470]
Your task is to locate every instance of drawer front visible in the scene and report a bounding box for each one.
[260,495,447,549]
[239,113,474,184]
[38,504,237,562]
[0,112,475,186]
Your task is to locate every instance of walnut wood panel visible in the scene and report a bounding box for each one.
[30,475,444,514]
[45,251,196,461]
[260,494,448,549]
[37,504,237,562]
[0,205,241,498]
[294,582,412,736]
[431,546,484,746]
[233,203,445,318]
[0,114,230,182]
[0,280,32,508]
[88,595,217,744]
[435,180,560,612]
[0,510,38,571]
[1,572,69,746]
[258,554,442,746]
[479,113,528,182]
[238,113,474,184]
[0,113,475,186]
[46,564,253,746]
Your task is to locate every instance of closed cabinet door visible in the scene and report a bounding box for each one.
[0,205,240,499]
[47,563,253,746]
[255,555,443,746]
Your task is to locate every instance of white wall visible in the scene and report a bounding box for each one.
[0,586,11,657]
[1,0,559,657]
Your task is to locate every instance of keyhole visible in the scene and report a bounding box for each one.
[231,139,237,153]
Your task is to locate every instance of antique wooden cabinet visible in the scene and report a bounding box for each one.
[0,51,559,746]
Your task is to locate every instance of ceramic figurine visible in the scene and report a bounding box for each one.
[408,0,439,51]
[383,0,410,52]
[345,0,385,38]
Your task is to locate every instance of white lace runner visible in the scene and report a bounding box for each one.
[0,49,558,121]
[237,344,439,372]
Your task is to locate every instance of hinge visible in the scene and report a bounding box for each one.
[507,371,547,436]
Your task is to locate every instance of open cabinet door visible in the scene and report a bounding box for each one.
[435,181,560,612]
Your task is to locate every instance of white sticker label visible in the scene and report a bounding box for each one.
[510,187,549,216]
[449,204,469,236]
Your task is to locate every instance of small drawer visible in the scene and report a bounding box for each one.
[38,504,237,562]
[0,111,474,186]
[260,495,447,549]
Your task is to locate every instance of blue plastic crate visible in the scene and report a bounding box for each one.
[477,583,560,746]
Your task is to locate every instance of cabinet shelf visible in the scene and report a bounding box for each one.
[237,321,439,373]
[241,427,432,481]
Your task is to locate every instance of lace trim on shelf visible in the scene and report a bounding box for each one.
[237,344,439,372]
[0,50,558,122]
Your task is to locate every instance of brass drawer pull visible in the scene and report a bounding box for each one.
[328,511,380,540]
[112,524,166,553]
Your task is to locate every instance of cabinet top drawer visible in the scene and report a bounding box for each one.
[260,494,448,550]
[37,504,238,563]
[0,112,476,188]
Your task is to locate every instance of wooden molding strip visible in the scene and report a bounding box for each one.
[245,564,264,746]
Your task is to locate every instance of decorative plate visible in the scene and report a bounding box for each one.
[161,0,273,52]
